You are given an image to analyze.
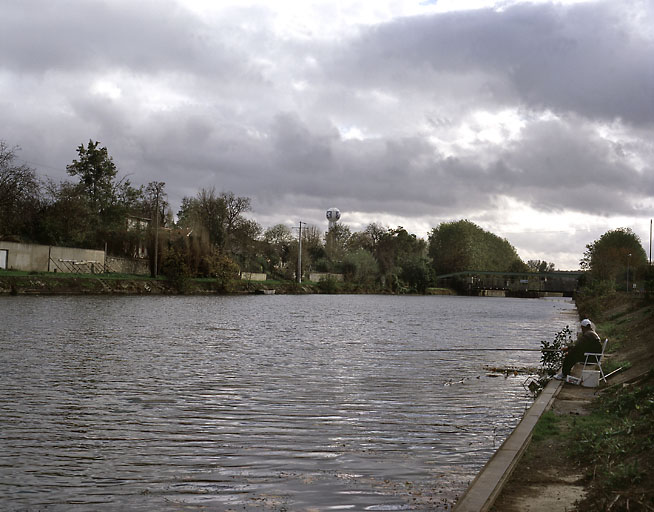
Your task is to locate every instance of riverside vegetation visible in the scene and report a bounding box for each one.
[561,289,653,511]
[494,289,654,512]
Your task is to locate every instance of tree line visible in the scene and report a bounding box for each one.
[1,139,648,292]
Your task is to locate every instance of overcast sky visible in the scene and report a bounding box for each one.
[2,0,652,269]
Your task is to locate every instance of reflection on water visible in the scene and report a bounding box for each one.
[0,294,575,510]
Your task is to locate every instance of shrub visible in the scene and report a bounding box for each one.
[160,247,191,292]
[317,275,339,294]
[540,325,573,375]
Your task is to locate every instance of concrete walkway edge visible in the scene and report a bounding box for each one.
[453,378,564,512]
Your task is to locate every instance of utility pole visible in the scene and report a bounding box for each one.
[152,182,165,278]
[297,221,305,283]
[154,192,159,277]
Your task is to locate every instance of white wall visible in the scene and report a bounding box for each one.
[0,241,105,273]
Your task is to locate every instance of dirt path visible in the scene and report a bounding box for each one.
[490,385,596,512]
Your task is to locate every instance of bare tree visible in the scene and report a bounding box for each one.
[0,141,41,239]
[220,191,252,238]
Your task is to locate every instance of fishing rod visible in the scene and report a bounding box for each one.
[388,348,559,352]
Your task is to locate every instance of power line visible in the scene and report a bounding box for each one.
[16,158,68,176]
[384,348,553,352]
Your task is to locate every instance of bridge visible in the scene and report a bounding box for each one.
[435,270,584,297]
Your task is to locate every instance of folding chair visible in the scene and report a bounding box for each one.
[583,338,608,384]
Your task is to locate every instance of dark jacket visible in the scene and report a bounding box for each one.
[562,329,602,376]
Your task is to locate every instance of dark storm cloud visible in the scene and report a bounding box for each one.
[331,1,654,125]
[497,118,654,215]
[254,112,653,219]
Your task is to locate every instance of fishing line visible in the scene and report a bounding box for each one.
[386,348,552,352]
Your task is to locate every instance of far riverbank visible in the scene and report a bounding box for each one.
[0,269,566,297]
[0,269,459,296]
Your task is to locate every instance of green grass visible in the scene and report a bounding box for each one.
[531,371,654,500]
[0,268,158,281]
[0,269,33,277]
[596,320,627,352]
[567,374,654,486]
[532,411,562,442]
[602,358,631,375]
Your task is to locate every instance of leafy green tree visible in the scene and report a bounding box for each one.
[581,228,647,287]
[67,140,118,216]
[363,223,386,250]
[0,141,41,240]
[198,247,241,286]
[527,260,556,272]
[364,226,429,291]
[372,228,396,278]
[159,224,240,287]
[342,248,378,285]
[399,253,431,293]
[161,243,192,291]
[428,220,525,275]
[390,228,430,292]
[427,220,475,274]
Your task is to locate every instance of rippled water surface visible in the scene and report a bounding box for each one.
[0,294,576,511]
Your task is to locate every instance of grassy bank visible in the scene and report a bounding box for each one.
[0,269,306,295]
[534,292,654,510]
[0,269,459,295]
[0,269,391,295]
[531,372,654,510]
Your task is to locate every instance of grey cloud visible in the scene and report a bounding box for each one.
[263,122,496,216]
[0,0,257,79]
[126,110,650,222]
[249,112,653,220]
[329,1,654,125]
[496,117,654,214]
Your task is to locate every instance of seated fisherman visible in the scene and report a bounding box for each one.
[554,319,602,380]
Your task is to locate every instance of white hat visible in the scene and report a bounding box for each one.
[580,319,592,327]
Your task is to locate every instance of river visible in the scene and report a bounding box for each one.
[0,294,576,511]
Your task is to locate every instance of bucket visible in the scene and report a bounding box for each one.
[581,370,600,388]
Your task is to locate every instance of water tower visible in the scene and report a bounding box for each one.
[326,207,341,229]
